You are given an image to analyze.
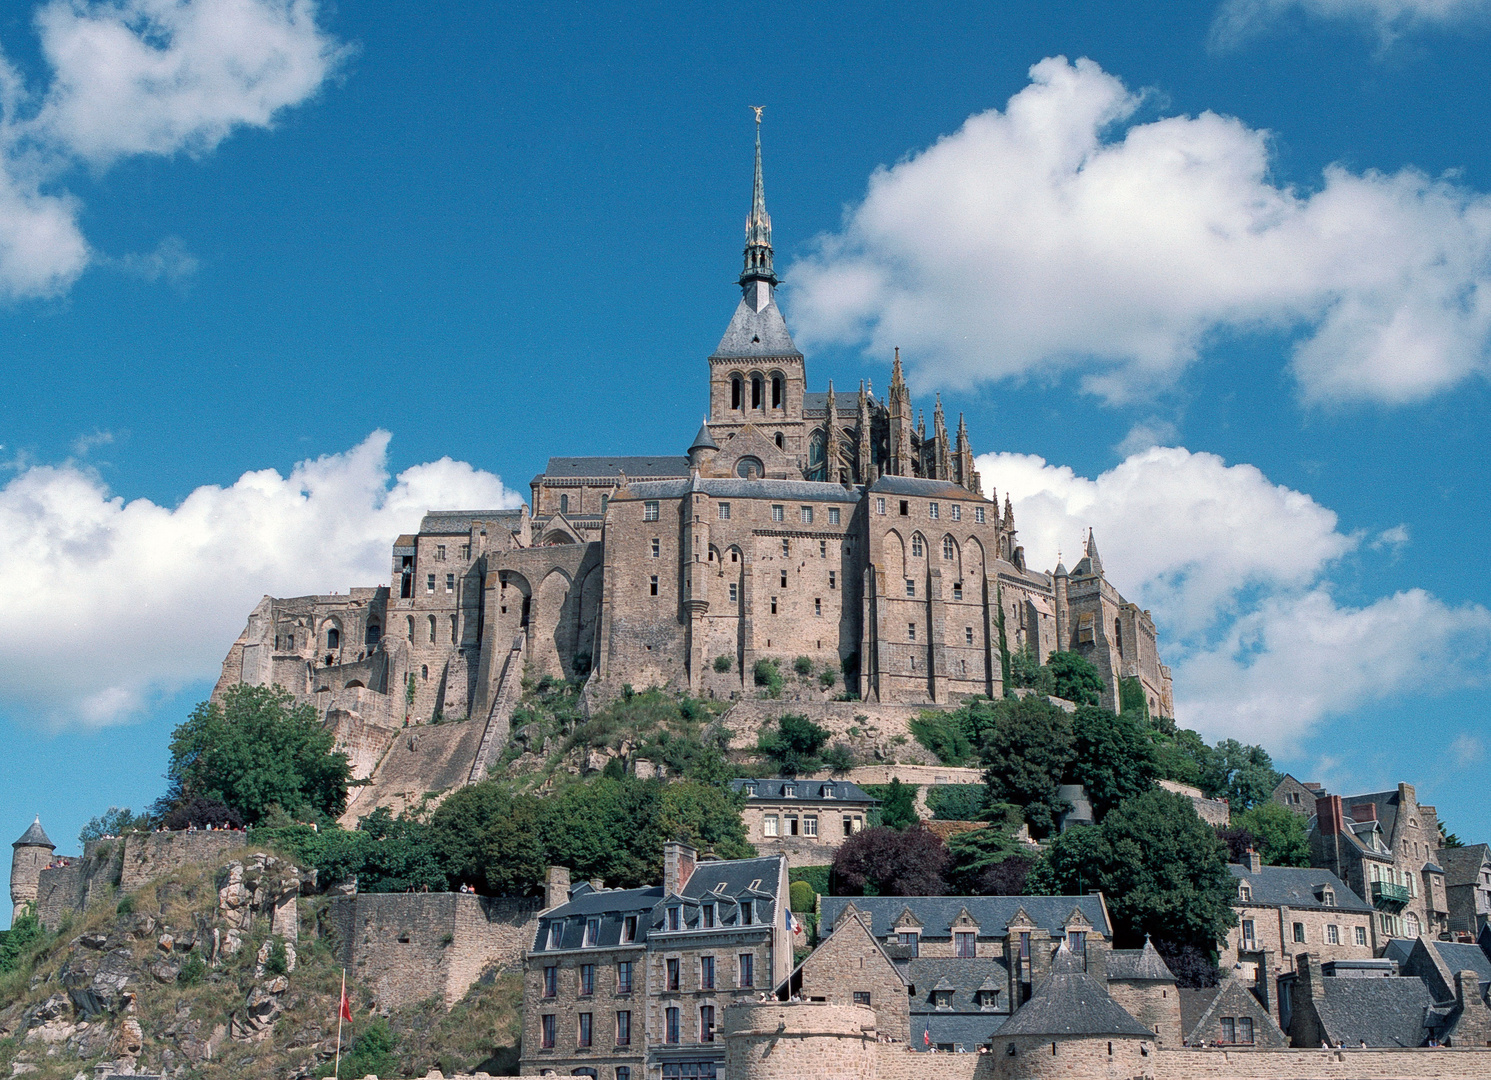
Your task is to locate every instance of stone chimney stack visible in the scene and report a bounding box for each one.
[545,865,571,909]
[1316,795,1344,835]
[663,841,698,896]
[1245,848,1263,873]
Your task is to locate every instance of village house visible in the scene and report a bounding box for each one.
[726,778,875,867]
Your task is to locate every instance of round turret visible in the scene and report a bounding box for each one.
[724,1001,876,1080]
[11,816,55,921]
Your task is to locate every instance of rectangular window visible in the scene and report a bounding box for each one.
[666,1007,680,1044]
[547,924,561,950]
[644,501,659,521]
[804,816,817,836]
[652,538,660,557]
[741,902,753,925]
[780,569,788,587]
[815,597,822,616]
[541,1014,556,1049]
[772,504,784,522]
[701,955,715,989]
[965,626,974,645]
[1220,1017,1235,1044]
[446,573,455,592]
[580,964,595,995]
[1239,1017,1254,1045]
[622,917,637,944]
[951,505,961,521]
[729,583,738,603]
[618,1069,631,1080]
[543,966,557,998]
[1241,920,1255,948]
[853,991,871,1007]
[585,918,600,946]
[436,544,446,560]
[953,582,963,600]
[975,506,986,523]
[770,597,778,614]
[905,578,915,596]
[617,961,633,994]
[1355,926,1368,946]
[739,953,754,987]
[899,500,909,515]
[787,815,799,835]
[669,907,681,932]
[828,570,836,588]
[908,622,916,641]
[1020,932,1030,959]
[578,1012,592,1047]
[1326,924,1339,945]
[650,575,659,596]
[667,958,680,990]
[700,1005,716,1043]
[718,503,731,520]
[955,932,976,958]
[703,905,715,928]
[801,506,813,524]
[460,543,471,559]
[782,539,790,557]
[764,815,779,837]
[616,1010,631,1046]
[1069,931,1085,953]
[1293,922,1306,943]
[819,539,827,557]
[601,494,609,515]
[876,497,886,515]
[426,573,436,594]
[929,502,939,519]
[898,932,920,957]
[829,507,841,525]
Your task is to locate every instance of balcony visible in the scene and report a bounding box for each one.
[1371,880,1412,908]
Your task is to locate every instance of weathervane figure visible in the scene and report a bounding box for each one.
[751,105,764,123]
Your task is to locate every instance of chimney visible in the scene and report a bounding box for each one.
[1350,803,1377,824]
[1316,795,1344,836]
[663,841,698,896]
[589,878,605,893]
[1454,969,1479,1008]
[545,865,571,909]
[1245,848,1263,873]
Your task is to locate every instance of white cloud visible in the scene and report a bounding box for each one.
[0,0,343,299]
[0,433,522,728]
[786,56,1491,407]
[1113,418,1178,457]
[977,445,1491,747]
[1212,0,1491,48]
[1450,732,1486,766]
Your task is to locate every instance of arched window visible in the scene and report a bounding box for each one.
[772,375,783,408]
[943,537,954,560]
[731,376,742,410]
[1405,911,1421,938]
[560,493,569,515]
[406,616,415,642]
[421,664,429,680]
[450,614,459,643]
[736,456,764,479]
[428,615,437,644]
[774,432,784,449]
[912,535,924,557]
[752,376,763,409]
[326,627,340,650]
[365,622,381,646]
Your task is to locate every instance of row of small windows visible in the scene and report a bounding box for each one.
[641,500,844,526]
[404,614,459,644]
[729,374,784,411]
[425,573,457,594]
[876,497,985,523]
[904,579,966,601]
[424,543,472,562]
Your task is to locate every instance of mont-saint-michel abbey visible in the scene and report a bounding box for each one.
[216,122,1172,758]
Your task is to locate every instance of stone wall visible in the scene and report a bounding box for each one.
[793,911,911,1043]
[723,1001,878,1080]
[1106,979,1182,1046]
[1150,1046,1491,1078]
[329,892,542,1008]
[118,831,247,894]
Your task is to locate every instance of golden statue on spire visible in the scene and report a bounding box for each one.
[750,105,764,123]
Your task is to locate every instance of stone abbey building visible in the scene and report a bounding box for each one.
[214,120,1173,746]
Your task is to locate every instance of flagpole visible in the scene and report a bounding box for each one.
[335,967,346,1079]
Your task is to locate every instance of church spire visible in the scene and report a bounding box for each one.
[741,107,777,293]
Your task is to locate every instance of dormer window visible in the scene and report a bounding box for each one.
[622,916,637,943]
[1068,931,1086,954]
[977,990,997,1009]
[703,904,715,929]
[1239,884,1252,901]
[783,784,795,798]
[744,782,757,797]
[584,917,600,946]
[933,990,952,1009]
[668,907,681,931]
[1321,888,1335,907]
[546,923,562,950]
[740,901,754,926]
[898,931,920,958]
[822,785,834,799]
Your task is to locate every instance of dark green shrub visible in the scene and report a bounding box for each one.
[909,713,973,766]
[753,660,783,698]
[818,669,837,689]
[822,743,854,772]
[793,656,814,677]
[177,955,206,985]
[713,655,733,673]
[926,784,989,821]
[789,879,817,912]
[790,865,831,896]
[263,938,289,976]
[115,894,135,916]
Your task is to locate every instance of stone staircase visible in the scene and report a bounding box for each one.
[468,630,526,784]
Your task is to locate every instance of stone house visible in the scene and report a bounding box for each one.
[519,843,790,1080]
[1284,954,1443,1047]
[1271,774,1325,817]
[1443,844,1491,939]
[1311,786,1450,942]
[1178,973,1287,1047]
[1384,935,1491,1045]
[726,779,875,867]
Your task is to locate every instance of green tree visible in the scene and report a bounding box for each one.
[909,713,972,766]
[164,683,351,824]
[1118,676,1149,722]
[1029,788,1237,953]
[925,785,988,822]
[789,880,816,912]
[1067,706,1159,820]
[352,809,449,892]
[1007,646,1051,693]
[757,714,830,775]
[1044,652,1106,707]
[1441,823,1465,849]
[0,907,45,972]
[1202,740,1281,811]
[871,779,920,830]
[978,695,1074,837]
[650,782,753,865]
[78,807,149,844]
[1150,726,1212,788]
[318,1016,397,1079]
[428,782,547,894]
[1230,803,1310,867]
[945,802,1029,894]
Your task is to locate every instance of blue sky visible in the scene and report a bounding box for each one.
[4,0,1491,920]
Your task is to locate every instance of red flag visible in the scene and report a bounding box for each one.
[339,987,353,1023]
[923,1026,931,1047]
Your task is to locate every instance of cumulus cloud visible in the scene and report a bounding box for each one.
[1212,0,1491,48]
[786,57,1491,407]
[0,433,522,728]
[0,0,343,299]
[977,445,1491,747]
[1450,732,1486,765]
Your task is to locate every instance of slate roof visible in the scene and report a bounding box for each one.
[531,885,663,952]
[910,1012,1009,1050]
[1310,976,1434,1047]
[710,296,802,359]
[540,456,691,480]
[13,817,52,849]
[903,956,1012,1018]
[1338,790,1406,838]
[620,477,862,504]
[729,778,877,804]
[1387,937,1491,986]
[653,855,787,935]
[1440,844,1491,887]
[997,970,1153,1038]
[1107,939,1176,982]
[417,509,524,535]
[801,392,859,418]
[868,475,985,500]
[1229,864,1373,913]
[819,896,1109,939]
[689,423,719,452]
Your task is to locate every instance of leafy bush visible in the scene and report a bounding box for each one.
[162,795,244,832]
[0,909,44,973]
[789,880,817,912]
[1118,676,1149,722]
[821,743,854,772]
[1045,652,1105,706]
[177,954,206,985]
[793,656,814,677]
[116,894,136,915]
[909,713,973,766]
[263,938,289,976]
[925,785,988,821]
[757,714,829,775]
[831,826,948,896]
[753,659,783,698]
[818,669,837,689]
[864,779,919,830]
[1228,803,1310,867]
[78,807,150,845]
[713,655,733,673]
[317,1016,398,1079]
[789,865,831,897]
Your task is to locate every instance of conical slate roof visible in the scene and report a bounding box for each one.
[999,968,1153,1038]
[1107,937,1177,982]
[13,816,53,849]
[689,422,719,452]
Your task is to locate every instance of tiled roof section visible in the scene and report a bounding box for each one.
[393,535,416,554]
[729,778,878,804]
[1107,939,1176,982]
[1178,986,1219,1039]
[650,856,787,935]
[869,475,986,500]
[620,477,862,504]
[819,896,1109,939]
[13,816,52,849]
[417,509,523,535]
[711,297,801,359]
[1340,790,1403,837]
[1441,844,1491,886]
[1229,864,1373,914]
[912,1012,1010,1050]
[542,456,691,480]
[997,971,1154,1038]
[1312,977,1434,1047]
[801,392,859,418]
[903,957,1012,1017]
[531,885,663,952]
[1430,941,1491,985]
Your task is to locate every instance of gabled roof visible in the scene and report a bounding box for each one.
[998,969,1153,1038]
[1441,844,1491,887]
[677,855,785,906]
[1179,975,1283,1045]
[12,816,53,849]
[1229,864,1373,914]
[1107,938,1176,982]
[1310,976,1434,1047]
[904,957,1011,1017]
[1338,790,1405,839]
[819,895,1109,939]
[541,456,691,480]
[417,509,523,535]
[868,475,984,500]
[531,885,663,952]
[729,778,877,804]
[710,296,801,359]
